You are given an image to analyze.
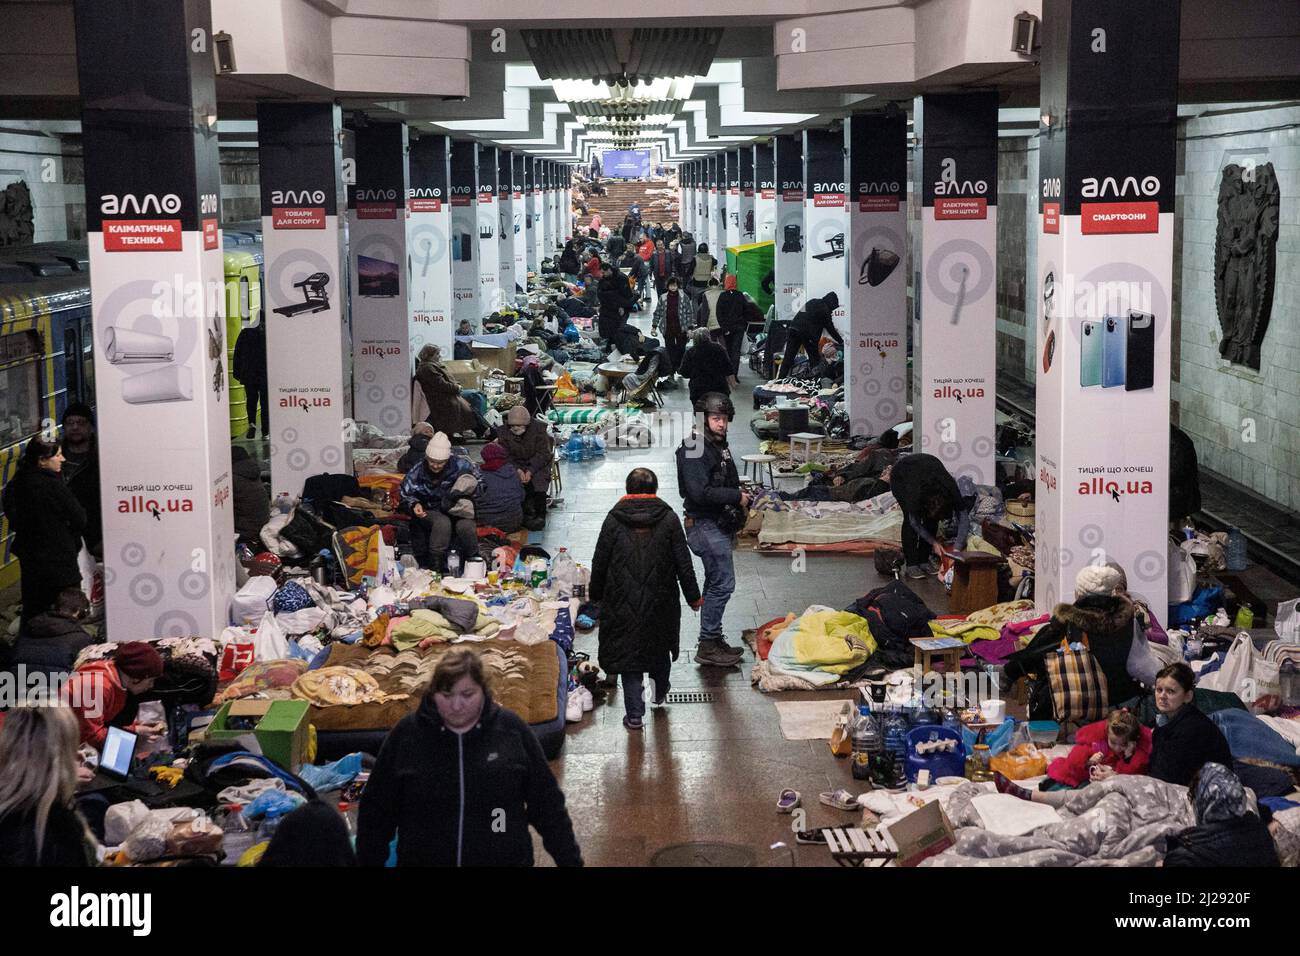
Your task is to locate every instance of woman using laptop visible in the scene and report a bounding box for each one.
[61,642,166,748]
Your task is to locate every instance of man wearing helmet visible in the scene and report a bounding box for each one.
[675,392,750,667]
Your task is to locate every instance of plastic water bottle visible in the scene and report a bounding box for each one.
[855,704,883,755]
[581,434,595,461]
[446,548,462,579]
[883,704,909,762]
[565,433,583,462]
[551,548,576,600]
[941,695,962,734]
[1226,527,1247,571]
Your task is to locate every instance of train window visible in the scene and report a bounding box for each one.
[239,275,251,322]
[0,331,44,445]
[81,314,95,403]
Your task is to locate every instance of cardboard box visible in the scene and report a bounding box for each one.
[883,798,956,867]
[207,699,311,772]
[444,359,483,390]
[470,340,518,374]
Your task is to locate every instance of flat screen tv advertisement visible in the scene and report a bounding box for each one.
[602,150,651,180]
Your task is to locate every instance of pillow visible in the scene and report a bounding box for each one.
[213,659,308,704]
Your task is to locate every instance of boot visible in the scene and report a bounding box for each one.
[870,752,907,792]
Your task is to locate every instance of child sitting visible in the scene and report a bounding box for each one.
[996,710,1152,802]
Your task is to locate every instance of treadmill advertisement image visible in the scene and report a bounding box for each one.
[257,101,350,502]
[803,127,849,333]
[1031,0,1178,614]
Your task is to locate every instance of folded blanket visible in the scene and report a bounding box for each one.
[757,509,903,547]
[1211,709,1300,766]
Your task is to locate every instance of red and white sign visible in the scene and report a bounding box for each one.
[202,218,218,250]
[356,202,398,220]
[761,189,776,200]
[408,198,442,214]
[858,195,901,213]
[103,219,182,252]
[450,195,472,207]
[1042,202,1061,234]
[935,197,988,220]
[1080,201,1159,235]
[813,193,846,208]
[272,206,327,230]
[782,189,805,203]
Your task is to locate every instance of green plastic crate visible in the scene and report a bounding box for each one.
[207,699,311,772]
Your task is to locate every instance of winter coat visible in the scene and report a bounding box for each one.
[590,496,700,673]
[399,456,481,517]
[678,338,732,404]
[397,433,432,474]
[416,358,479,437]
[676,431,742,523]
[597,272,637,324]
[232,455,270,545]
[556,245,582,275]
[61,659,132,747]
[0,803,96,867]
[844,580,935,670]
[715,289,748,333]
[1170,424,1202,521]
[1,467,86,596]
[790,296,843,345]
[606,234,627,261]
[1149,704,1234,787]
[11,613,95,673]
[1006,595,1144,708]
[888,452,971,547]
[355,694,582,867]
[692,253,716,283]
[652,290,696,340]
[475,462,525,533]
[494,420,553,493]
[1046,719,1153,788]
[637,239,655,261]
[1164,816,1280,867]
[650,251,674,282]
[62,442,102,553]
[231,322,267,388]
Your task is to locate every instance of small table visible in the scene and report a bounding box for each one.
[740,453,778,487]
[788,432,825,464]
[503,377,525,394]
[947,551,1004,616]
[910,638,966,687]
[595,362,635,407]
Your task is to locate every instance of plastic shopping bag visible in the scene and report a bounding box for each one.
[1197,630,1282,714]
[988,723,1048,780]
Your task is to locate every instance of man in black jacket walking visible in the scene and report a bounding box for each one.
[778,291,842,378]
[590,469,701,729]
[676,393,749,667]
[597,267,638,349]
[356,649,582,867]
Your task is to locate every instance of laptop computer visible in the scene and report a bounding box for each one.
[99,726,138,781]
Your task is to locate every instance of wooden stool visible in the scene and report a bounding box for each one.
[788,432,824,464]
[947,551,1003,616]
[740,453,778,487]
[910,638,965,685]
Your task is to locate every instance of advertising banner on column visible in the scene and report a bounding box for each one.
[847,112,909,436]
[75,0,236,639]
[526,158,542,273]
[565,167,573,241]
[1033,0,1178,613]
[450,141,478,327]
[755,144,776,243]
[803,128,849,333]
[476,145,499,315]
[714,155,728,257]
[725,150,741,250]
[257,102,349,502]
[497,150,516,299]
[774,134,805,319]
[539,161,552,257]
[689,161,700,237]
[348,123,410,434]
[915,92,998,485]
[511,153,527,291]
[407,134,453,360]
[739,148,756,245]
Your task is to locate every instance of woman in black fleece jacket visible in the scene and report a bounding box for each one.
[356,649,582,867]
[1149,662,1233,788]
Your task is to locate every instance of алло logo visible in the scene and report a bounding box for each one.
[934,158,988,196]
[1081,176,1160,199]
[270,189,327,205]
[100,193,182,215]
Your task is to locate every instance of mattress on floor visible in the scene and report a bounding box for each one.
[547,406,614,425]
[306,637,561,732]
[756,508,903,547]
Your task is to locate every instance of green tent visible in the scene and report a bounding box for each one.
[726,240,775,315]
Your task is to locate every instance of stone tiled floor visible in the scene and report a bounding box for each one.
[530,308,949,867]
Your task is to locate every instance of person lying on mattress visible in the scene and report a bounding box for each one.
[779,429,899,504]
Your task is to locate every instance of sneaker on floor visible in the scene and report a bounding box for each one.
[714,637,745,659]
[904,564,930,580]
[694,640,743,667]
[579,686,594,712]
[245,426,256,440]
[623,715,644,731]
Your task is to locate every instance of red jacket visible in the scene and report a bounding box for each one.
[637,239,655,261]
[583,256,603,280]
[61,659,132,748]
[1047,718,1153,787]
